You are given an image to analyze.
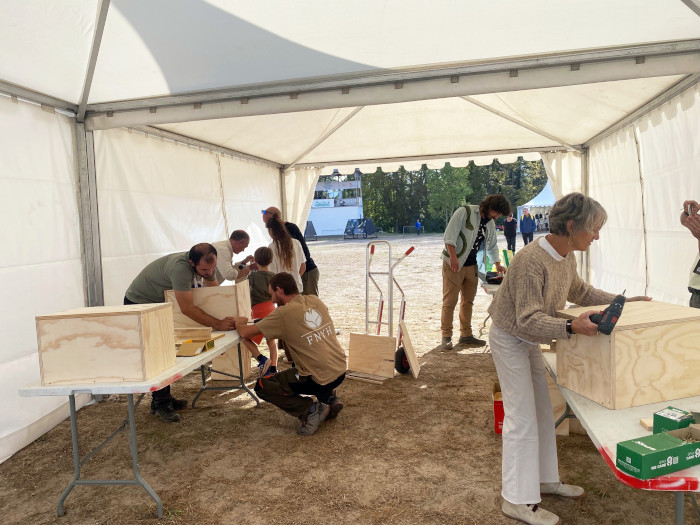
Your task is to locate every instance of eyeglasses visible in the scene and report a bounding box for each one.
[261,210,268,215]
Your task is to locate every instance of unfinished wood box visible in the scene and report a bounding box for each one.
[556,301,700,409]
[36,304,176,385]
[164,281,251,329]
[210,345,252,381]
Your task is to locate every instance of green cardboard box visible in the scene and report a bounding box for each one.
[653,406,695,434]
[616,425,700,480]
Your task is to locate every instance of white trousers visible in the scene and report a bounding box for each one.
[489,324,560,504]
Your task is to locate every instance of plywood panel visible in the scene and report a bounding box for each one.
[235,280,251,319]
[556,333,614,409]
[348,333,395,379]
[174,327,212,340]
[557,301,700,330]
[165,285,241,328]
[141,304,176,378]
[36,304,167,319]
[613,320,700,409]
[399,321,420,379]
[210,345,252,381]
[38,314,145,384]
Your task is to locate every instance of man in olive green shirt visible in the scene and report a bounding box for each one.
[235,272,346,436]
[124,243,236,422]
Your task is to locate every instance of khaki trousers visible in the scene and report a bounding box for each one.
[441,261,478,338]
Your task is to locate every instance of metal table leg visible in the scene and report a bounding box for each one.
[555,402,576,429]
[57,393,163,518]
[191,342,259,408]
[675,492,684,525]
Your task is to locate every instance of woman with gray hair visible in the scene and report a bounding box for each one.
[487,192,650,525]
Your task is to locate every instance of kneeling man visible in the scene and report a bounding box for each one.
[234,272,346,435]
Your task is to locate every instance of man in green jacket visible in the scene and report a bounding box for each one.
[441,194,510,349]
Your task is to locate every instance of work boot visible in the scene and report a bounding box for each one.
[297,402,329,436]
[153,406,181,423]
[501,500,560,525]
[540,482,585,499]
[326,394,344,419]
[458,335,486,347]
[441,337,453,350]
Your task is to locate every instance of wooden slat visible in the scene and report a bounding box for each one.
[348,333,395,379]
[399,321,420,379]
[346,371,387,384]
[174,327,212,340]
[557,301,700,330]
[36,303,170,320]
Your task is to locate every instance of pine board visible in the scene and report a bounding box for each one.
[399,321,420,379]
[164,282,250,329]
[348,333,396,379]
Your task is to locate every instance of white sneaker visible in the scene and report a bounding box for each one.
[502,500,561,525]
[540,481,585,499]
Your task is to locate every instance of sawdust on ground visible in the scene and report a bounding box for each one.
[0,233,696,525]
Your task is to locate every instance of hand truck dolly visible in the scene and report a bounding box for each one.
[365,241,415,374]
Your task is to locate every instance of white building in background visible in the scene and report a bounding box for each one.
[307,169,364,236]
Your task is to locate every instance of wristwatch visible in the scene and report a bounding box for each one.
[565,319,574,335]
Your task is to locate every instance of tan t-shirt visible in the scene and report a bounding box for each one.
[257,295,347,385]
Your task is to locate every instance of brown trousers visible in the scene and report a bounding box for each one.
[441,261,478,338]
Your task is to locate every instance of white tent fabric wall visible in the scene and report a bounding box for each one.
[587,84,700,305]
[588,128,647,296]
[284,167,321,228]
[96,128,228,304]
[0,96,90,463]
[541,151,583,198]
[636,83,700,303]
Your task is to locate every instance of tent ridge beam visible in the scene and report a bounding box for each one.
[77,0,111,123]
[130,125,282,168]
[584,73,700,147]
[85,40,700,114]
[460,96,582,152]
[291,146,571,170]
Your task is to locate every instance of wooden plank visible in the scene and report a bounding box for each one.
[556,332,614,409]
[348,333,395,379]
[35,303,170,320]
[346,371,387,384]
[175,332,225,346]
[164,285,241,328]
[235,279,252,319]
[640,418,653,431]
[399,321,420,379]
[174,327,211,340]
[141,303,176,379]
[557,301,700,330]
[547,371,569,436]
[613,320,700,409]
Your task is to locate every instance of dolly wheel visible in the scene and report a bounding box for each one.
[395,346,411,374]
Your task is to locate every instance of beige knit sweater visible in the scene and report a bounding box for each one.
[488,239,616,344]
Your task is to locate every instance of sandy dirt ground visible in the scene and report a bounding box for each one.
[1,233,698,525]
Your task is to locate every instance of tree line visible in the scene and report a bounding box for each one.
[359,158,548,233]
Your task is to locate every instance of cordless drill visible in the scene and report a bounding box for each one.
[589,290,626,335]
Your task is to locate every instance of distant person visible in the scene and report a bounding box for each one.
[124,243,235,422]
[503,213,517,253]
[242,246,278,374]
[489,193,650,525]
[234,272,346,436]
[681,199,700,308]
[415,219,422,235]
[441,194,510,349]
[211,230,253,284]
[520,208,536,246]
[262,207,320,296]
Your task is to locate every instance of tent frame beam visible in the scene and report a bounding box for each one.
[129,126,283,169]
[584,73,700,147]
[0,79,76,113]
[76,0,111,123]
[292,146,570,170]
[85,40,700,115]
[75,123,104,307]
[681,0,700,17]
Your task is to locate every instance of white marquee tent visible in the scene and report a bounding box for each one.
[517,181,556,232]
[2,0,700,462]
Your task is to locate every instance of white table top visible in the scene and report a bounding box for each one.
[543,351,700,492]
[19,332,241,397]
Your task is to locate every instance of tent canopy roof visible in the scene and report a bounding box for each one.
[2,0,700,169]
[522,181,556,208]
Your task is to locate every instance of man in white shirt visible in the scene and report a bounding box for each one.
[211,230,253,284]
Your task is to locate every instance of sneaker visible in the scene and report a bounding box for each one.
[502,500,560,525]
[441,337,453,350]
[458,335,486,347]
[297,402,330,436]
[257,355,269,372]
[153,407,181,423]
[540,482,585,499]
[326,394,344,419]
